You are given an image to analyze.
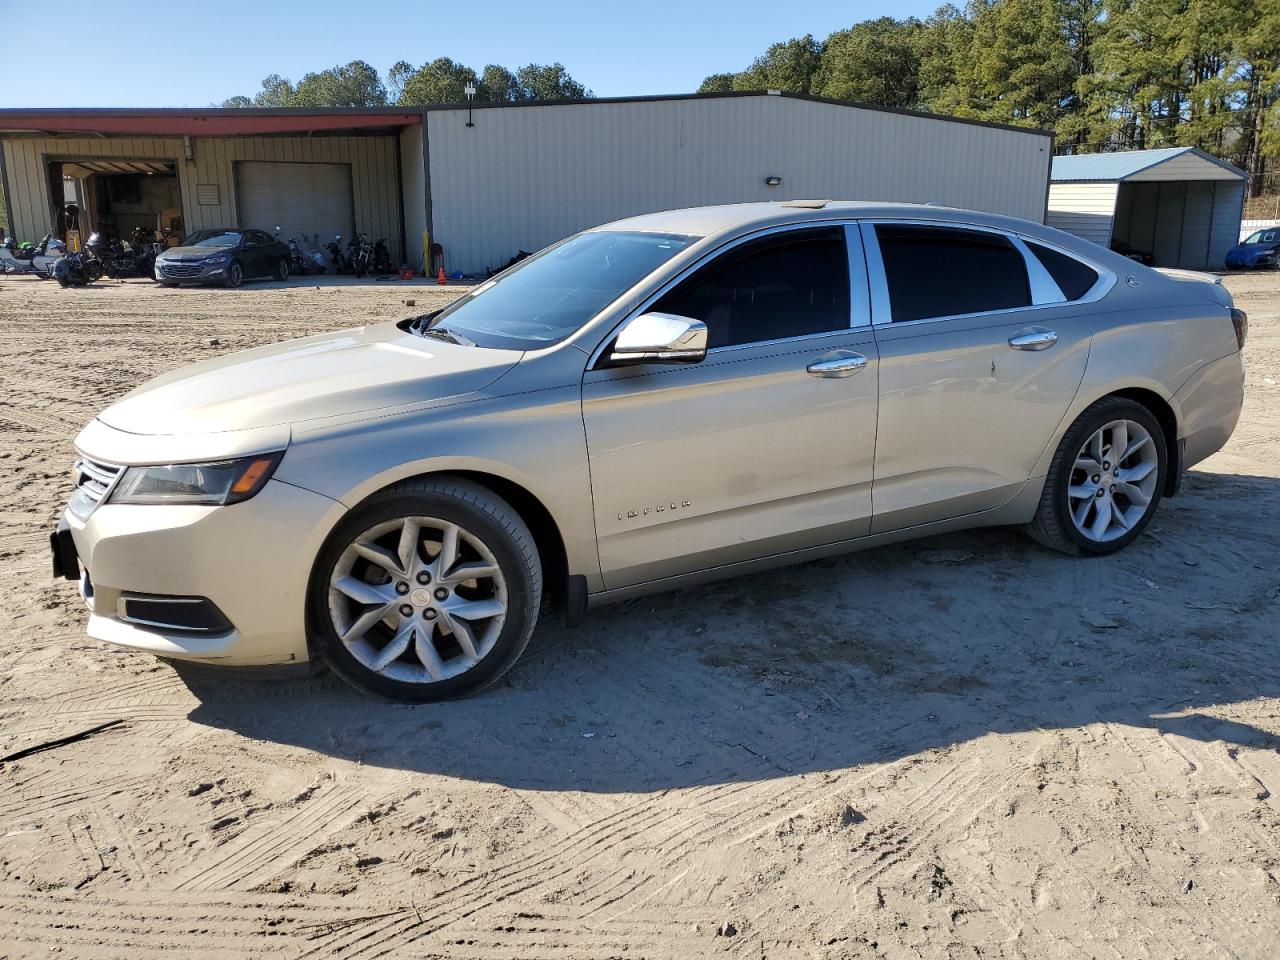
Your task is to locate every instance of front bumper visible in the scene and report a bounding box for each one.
[62,478,345,666]
[1225,252,1277,269]
[155,260,227,283]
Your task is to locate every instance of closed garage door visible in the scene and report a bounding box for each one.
[235,161,354,243]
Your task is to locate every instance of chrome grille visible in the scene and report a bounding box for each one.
[69,457,122,518]
[159,262,203,278]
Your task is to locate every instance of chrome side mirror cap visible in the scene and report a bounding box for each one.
[606,312,707,366]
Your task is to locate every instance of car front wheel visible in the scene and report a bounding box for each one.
[276,258,290,282]
[1028,396,1167,555]
[310,478,542,701]
[224,261,243,288]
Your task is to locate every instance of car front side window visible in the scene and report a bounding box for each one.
[651,227,851,349]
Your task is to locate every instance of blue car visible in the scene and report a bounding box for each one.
[1225,228,1280,269]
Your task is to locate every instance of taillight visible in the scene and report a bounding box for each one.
[1230,308,1248,350]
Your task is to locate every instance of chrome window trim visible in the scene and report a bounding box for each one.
[1009,235,1067,305]
[586,218,871,370]
[859,218,1116,329]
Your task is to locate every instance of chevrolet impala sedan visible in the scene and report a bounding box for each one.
[52,202,1246,701]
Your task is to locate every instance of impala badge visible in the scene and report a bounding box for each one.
[619,500,691,521]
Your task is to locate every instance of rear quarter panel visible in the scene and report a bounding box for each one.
[1029,276,1240,479]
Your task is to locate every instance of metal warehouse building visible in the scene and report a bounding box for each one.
[1047,147,1247,270]
[1,92,1053,277]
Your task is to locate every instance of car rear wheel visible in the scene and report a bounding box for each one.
[276,258,290,282]
[224,261,243,288]
[1027,396,1167,555]
[310,477,542,701]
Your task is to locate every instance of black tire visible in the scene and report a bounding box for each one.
[87,261,103,282]
[309,477,542,702]
[276,258,290,282]
[224,260,243,288]
[1027,396,1167,556]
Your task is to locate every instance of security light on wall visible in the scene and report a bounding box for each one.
[765,176,782,187]
[464,84,477,128]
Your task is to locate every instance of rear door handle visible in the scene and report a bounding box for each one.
[1008,328,1058,351]
[806,350,868,378]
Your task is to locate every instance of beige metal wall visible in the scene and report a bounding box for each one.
[1046,182,1119,247]
[426,95,1054,275]
[1,134,402,260]
[399,126,427,272]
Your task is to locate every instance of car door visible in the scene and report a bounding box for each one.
[861,221,1098,533]
[581,223,880,590]
[246,231,272,276]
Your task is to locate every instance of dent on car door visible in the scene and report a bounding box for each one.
[582,224,880,590]
[862,222,1094,533]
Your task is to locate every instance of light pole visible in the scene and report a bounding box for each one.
[464,83,476,128]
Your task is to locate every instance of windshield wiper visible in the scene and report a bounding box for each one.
[418,325,475,347]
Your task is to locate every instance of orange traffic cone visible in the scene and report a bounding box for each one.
[436,265,447,285]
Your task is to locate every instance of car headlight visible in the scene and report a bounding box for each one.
[109,453,283,506]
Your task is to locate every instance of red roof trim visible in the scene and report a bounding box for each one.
[0,112,421,136]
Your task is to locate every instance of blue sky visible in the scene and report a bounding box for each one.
[6,1,941,108]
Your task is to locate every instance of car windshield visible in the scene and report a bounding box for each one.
[187,230,242,248]
[424,231,698,350]
[1243,230,1277,245]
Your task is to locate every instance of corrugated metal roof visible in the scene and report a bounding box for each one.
[1051,146,1244,182]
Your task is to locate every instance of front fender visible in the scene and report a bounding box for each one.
[276,385,602,591]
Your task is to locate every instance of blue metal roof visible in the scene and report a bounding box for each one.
[1051,146,1244,182]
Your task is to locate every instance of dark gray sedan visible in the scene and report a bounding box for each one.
[154,228,291,288]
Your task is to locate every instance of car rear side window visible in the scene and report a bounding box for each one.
[875,225,1030,322]
[652,227,850,349]
[1026,242,1100,301]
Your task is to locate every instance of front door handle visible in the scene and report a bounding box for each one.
[1008,328,1058,351]
[806,350,868,378]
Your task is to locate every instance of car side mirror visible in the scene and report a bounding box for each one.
[605,313,707,366]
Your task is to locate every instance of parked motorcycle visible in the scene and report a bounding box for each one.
[288,237,309,277]
[91,227,159,279]
[372,238,392,275]
[347,233,374,278]
[0,233,65,278]
[485,249,532,279]
[326,234,349,274]
[52,251,103,287]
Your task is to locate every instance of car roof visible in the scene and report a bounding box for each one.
[592,200,1128,267]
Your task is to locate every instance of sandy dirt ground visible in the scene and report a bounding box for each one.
[0,270,1278,959]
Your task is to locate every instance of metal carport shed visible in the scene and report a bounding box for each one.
[1046,147,1247,270]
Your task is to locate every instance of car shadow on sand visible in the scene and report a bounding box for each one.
[180,469,1280,793]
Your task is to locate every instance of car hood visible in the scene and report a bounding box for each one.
[158,246,234,262]
[98,322,522,436]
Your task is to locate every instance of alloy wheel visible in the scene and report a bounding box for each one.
[1068,419,1159,543]
[327,516,508,683]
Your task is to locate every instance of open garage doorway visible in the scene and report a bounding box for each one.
[53,158,183,249]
